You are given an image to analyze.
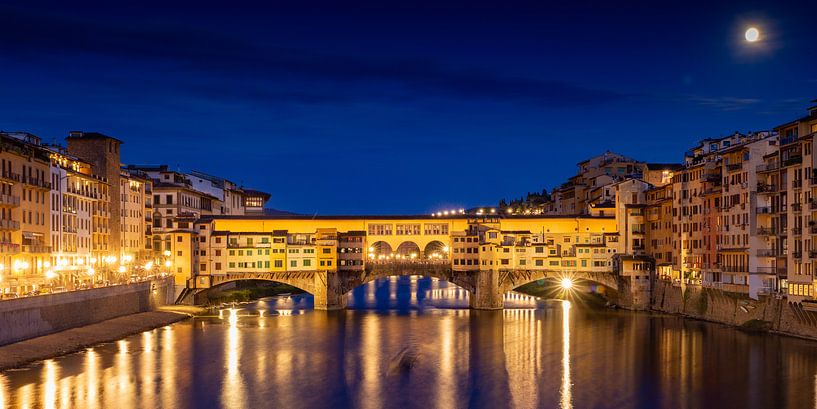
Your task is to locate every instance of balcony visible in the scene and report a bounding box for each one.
[810,250,817,259]
[21,176,51,190]
[752,266,776,275]
[0,219,20,230]
[756,206,773,215]
[726,163,743,172]
[794,179,804,189]
[756,184,777,193]
[792,227,803,235]
[631,229,646,235]
[0,241,20,254]
[783,156,803,168]
[811,226,817,235]
[756,227,776,236]
[793,251,803,259]
[811,201,817,210]
[22,244,51,254]
[62,226,77,234]
[0,194,20,207]
[756,249,778,257]
[756,163,779,173]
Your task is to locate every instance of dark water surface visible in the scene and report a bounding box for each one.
[2,276,817,409]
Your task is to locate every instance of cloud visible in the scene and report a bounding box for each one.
[0,5,626,107]
[686,96,761,111]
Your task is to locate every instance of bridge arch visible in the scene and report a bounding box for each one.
[368,241,393,257]
[395,241,421,257]
[424,240,448,258]
[341,268,475,295]
[500,270,620,295]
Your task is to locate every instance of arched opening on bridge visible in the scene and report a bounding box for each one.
[345,274,471,309]
[510,275,616,305]
[367,241,393,258]
[193,279,312,305]
[396,241,421,257]
[424,240,448,259]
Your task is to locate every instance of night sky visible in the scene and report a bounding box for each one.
[1,1,815,215]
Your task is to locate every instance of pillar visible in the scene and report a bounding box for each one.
[313,271,347,310]
[470,270,504,310]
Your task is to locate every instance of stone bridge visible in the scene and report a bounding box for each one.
[189,261,622,310]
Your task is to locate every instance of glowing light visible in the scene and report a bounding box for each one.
[164,260,172,268]
[118,266,127,273]
[90,257,97,264]
[745,27,760,42]
[163,250,171,257]
[87,268,95,276]
[45,270,56,279]
[560,278,574,290]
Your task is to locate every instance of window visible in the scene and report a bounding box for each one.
[396,223,421,235]
[368,223,393,235]
[275,260,283,268]
[166,194,173,204]
[290,260,297,267]
[322,248,331,254]
[424,223,449,235]
[215,263,222,270]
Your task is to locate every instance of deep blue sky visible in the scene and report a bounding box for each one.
[1,0,815,214]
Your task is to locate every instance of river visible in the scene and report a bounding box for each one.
[1,276,816,408]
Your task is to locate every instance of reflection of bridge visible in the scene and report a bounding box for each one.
[186,260,622,309]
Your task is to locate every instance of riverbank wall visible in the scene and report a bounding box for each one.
[0,277,175,346]
[651,280,817,340]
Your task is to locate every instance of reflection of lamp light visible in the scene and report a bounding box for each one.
[45,270,56,279]
[144,261,154,270]
[164,260,172,268]
[87,268,95,276]
[118,266,127,274]
[90,257,97,264]
[163,250,171,257]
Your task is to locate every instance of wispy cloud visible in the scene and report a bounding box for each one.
[0,6,626,108]
[686,96,761,111]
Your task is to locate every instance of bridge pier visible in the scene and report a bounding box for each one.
[469,270,504,310]
[313,271,347,310]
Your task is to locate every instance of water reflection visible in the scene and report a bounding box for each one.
[2,276,817,408]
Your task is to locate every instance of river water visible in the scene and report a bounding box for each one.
[2,276,817,409]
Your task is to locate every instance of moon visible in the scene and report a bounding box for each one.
[745,27,760,42]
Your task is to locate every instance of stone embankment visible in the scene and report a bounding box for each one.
[0,308,194,370]
[652,280,817,340]
[0,277,175,346]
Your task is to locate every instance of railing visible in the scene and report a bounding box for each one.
[756,227,776,235]
[22,244,51,253]
[756,163,779,173]
[756,184,777,193]
[811,226,817,235]
[793,179,804,189]
[792,227,803,235]
[726,163,742,172]
[793,251,803,259]
[62,226,77,233]
[756,249,777,257]
[0,194,20,207]
[631,229,646,235]
[752,266,776,275]
[793,203,803,212]
[0,219,20,230]
[21,176,51,189]
[0,171,20,182]
[783,156,803,167]
[810,250,817,259]
[756,206,773,214]
[0,241,20,253]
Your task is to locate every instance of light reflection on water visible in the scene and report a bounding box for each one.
[1,276,817,408]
